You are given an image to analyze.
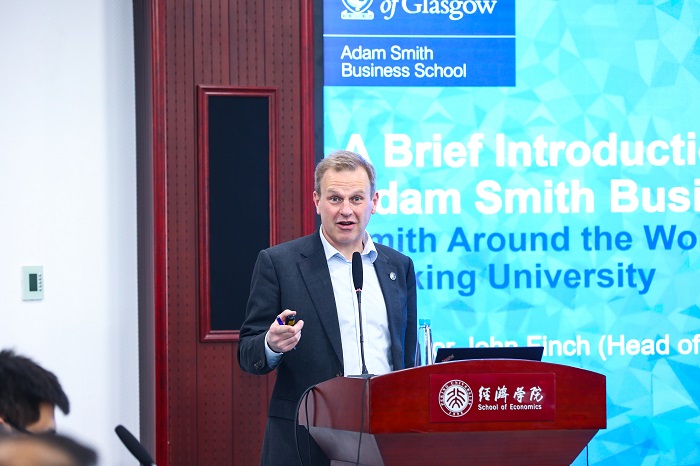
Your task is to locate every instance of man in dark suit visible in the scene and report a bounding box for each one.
[238,150,417,466]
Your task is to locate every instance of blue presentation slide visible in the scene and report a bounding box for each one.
[323,1,700,464]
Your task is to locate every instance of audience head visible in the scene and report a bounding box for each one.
[0,350,69,434]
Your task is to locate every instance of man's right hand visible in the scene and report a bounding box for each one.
[266,309,303,353]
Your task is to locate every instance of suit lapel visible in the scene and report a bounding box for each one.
[373,251,405,370]
[297,235,344,367]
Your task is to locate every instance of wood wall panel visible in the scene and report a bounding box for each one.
[197,344,234,465]
[269,0,305,242]
[135,0,315,464]
[165,1,198,464]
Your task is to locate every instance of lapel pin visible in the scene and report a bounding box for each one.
[389,272,396,281]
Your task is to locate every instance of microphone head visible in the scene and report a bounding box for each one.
[352,251,363,291]
[115,425,155,466]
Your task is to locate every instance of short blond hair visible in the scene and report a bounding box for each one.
[314,150,376,196]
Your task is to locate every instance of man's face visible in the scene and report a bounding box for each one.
[23,403,56,434]
[313,168,378,258]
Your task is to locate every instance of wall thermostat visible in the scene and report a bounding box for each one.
[22,266,44,301]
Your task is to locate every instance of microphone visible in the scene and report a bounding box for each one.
[115,425,156,466]
[351,251,370,376]
[352,251,363,295]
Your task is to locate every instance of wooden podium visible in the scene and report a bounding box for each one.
[298,360,606,466]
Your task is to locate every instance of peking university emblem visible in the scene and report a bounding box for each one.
[438,379,474,418]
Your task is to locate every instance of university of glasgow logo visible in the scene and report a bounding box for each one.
[438,379,474,417]
[341,0,374,20]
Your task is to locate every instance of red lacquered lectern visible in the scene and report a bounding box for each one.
[298,360,606,466]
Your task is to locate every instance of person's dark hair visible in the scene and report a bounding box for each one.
[314,150,377,197]
[0,350,69,430]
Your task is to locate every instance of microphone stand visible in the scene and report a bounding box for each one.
[357,288,369,376]
[349,252,373,379]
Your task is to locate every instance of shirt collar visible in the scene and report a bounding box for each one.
[319,227,378,263]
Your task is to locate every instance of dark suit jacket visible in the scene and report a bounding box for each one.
[238,232,417,464]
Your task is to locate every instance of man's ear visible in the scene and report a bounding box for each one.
[371,191,379,214]
[313,191,321,214]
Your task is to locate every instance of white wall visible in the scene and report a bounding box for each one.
[0,1,139,464]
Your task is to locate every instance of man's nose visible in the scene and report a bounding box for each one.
[339,200,353,215]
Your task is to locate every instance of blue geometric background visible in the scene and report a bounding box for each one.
[324,1,700,464]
